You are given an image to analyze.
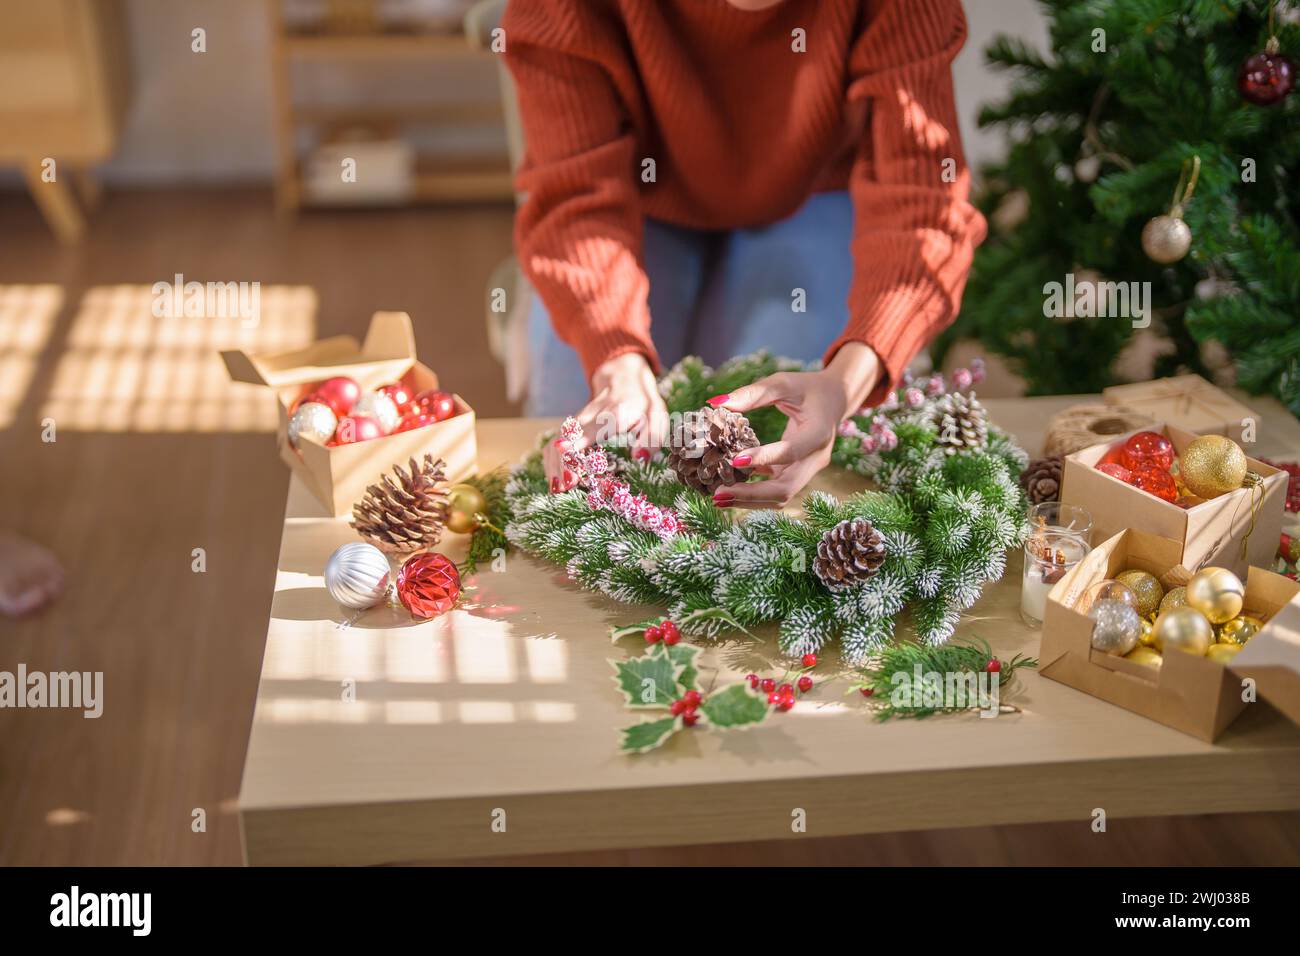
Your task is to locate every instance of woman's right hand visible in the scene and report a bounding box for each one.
[544,352,669,492]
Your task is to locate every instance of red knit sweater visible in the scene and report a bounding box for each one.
[503,0,986,402]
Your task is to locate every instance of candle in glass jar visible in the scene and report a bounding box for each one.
[1021,532,1089,626]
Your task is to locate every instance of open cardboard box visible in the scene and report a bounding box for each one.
[1060,423,1285,579]
[1102,374,1257,444]
[1041,528,1300,741]
[221,311,477,516]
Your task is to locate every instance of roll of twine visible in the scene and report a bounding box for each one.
[1042,404,1158,458]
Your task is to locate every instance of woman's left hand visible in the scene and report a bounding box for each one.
[711,342,882,509]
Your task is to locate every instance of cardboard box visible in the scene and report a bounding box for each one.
[1041,528,1300,741]
[1060,423,1286,579]
[222,311,477,516]
[1103,374,1257,444]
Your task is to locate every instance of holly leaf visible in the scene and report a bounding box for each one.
[620,716,680,755]
[610,653,682,709]
[662,642,701,692]
[678,607,758,639]
[609,619,661,644]
[699,682,770,729]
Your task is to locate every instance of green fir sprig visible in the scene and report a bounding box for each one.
[853,638,1037,721]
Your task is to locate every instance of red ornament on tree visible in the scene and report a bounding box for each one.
[1239,38,1295,106]
[1130,463,1178,503]
[415,389,457,422]
[332,414,384,445]
[1121,431,1174,472]
[1096,462,1133,483]
[378,382,416,415]
[395,552,462,618]
[307,376,362,417]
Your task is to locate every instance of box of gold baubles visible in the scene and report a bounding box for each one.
[222,311,477,515]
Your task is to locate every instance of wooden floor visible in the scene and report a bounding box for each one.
[0,187,1296,866]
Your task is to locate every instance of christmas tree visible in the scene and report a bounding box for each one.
[937,0,1300,415]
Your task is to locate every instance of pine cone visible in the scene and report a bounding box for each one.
[668,406,759,494]
[931,392,989,455]
[813,517,887,589]
[351,454,450,554]
[1020,455,1064,504]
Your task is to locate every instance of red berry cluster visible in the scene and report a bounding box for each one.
[745,653,819,713]
[644,620,681,645]
[669,689,703,726]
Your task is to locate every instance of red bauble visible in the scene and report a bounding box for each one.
[1096,462,1133,483]
[332,414,384,445]
[378,382,416,415]
[415,389,457,422]
[1130,463,1178,503]
[395,411,436,433]
[1121,431,1174,472]
[309,376,362,417]
[1239,48,1295,106]
[1098,443,1128,467]
[395,552,462,618]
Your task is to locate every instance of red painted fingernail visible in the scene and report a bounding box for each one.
[706,393,730,407]
[713,492,734,506]
[550,477,559,492]
[634,447,651,462]
[563,469,574,486]
[553,438,565,447]
[731,454,752,467]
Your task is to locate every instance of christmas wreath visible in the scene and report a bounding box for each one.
[485,352,1029,663]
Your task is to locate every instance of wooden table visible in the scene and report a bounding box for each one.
[239,396,1300,866]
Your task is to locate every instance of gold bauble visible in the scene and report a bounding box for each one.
[1124,645,1163,669]
[1138,615,1157,647]
[445,483,488,535]
[1180,435,1248,499]
[1158,586,1188,614]
[1152,607,1214,656]
[1116,569,1164,618]
[1141,214,1192,264]
[1185,566,1245,624]
[1205,642,1242,664]
[1217,614,1264,646]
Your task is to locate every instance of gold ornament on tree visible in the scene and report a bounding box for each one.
[446,482,489,535]
[1141,155,1198,264]
[1153,606,1214,656]
[1185,566,1245,624]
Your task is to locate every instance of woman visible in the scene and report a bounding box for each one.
[504,0,984,506]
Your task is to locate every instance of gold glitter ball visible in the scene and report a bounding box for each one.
[1180,435,1248,499]
[1141,214,1192,264]
[1116,569,1164,618]
[1159,586,1188,614]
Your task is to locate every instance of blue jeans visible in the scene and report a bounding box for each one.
[526,191,854,415]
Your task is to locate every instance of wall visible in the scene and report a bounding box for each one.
[8,0,1049,185]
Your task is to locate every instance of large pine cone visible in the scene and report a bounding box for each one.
[668,406,759,495]
[351,454,449,553]
[931,392,989,455]
[1020,455,1063,504]
[813,517,887,589]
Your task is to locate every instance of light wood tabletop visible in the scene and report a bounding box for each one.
[238,395,1300,866]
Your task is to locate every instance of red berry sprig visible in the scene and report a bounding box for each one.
[643,618,682,645]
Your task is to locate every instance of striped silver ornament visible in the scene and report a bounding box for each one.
[324,542,391,609]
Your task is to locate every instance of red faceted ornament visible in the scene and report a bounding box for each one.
[415,389,457,422]
[396,552,462,618]
[1096,462,1133,483]
[395,411,436,433]
[332,414,384,445]
[378,382,416,415]
[1239,47,1295,106]
[1121,431,1174,472]
[1130,463,1178,503]
[307,376,362,417]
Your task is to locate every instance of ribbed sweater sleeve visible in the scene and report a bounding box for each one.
[502,0,657,384]
[829,0,988,404]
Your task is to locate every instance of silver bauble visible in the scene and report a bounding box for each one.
[352,392,400,434]
[324,542,391,609]
[1089,598,1141,656]
[289,401,337,448]
[1141,215,1192,264]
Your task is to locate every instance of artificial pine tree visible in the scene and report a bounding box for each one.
[937,0,1300,415]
